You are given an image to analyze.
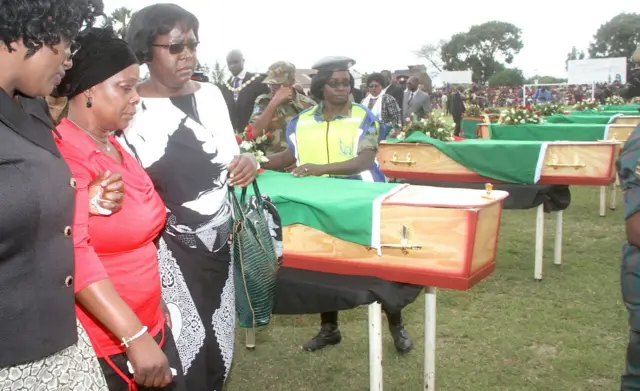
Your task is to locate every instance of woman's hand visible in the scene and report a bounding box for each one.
[291,164,325,177]
[88,171,124,215]
[126,333,173,387]
[227,154,257,187]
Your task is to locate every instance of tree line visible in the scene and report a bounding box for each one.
[416,13,640,87]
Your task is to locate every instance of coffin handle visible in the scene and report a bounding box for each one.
[545,154,586,170]
[391,152,416,166]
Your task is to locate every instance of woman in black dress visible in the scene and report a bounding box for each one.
[119,4,257,390]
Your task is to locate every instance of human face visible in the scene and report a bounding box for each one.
[323,71,350,105]
[227,52,244,76]
[89,64,140,131]
[407,78,419,92]
[16,39,75,97]
[368,80,383,97]
[267,78,295,94]
[148,27,198,89]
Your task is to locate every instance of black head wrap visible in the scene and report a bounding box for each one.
[54,27,138,99]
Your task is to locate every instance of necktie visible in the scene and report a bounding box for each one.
[408,92,414,105]
[233,77,240,88]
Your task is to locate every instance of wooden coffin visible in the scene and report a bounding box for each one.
[282,185,509,290]
[378,141,619,186]
[477,123,636,142]
[613,116,640,126]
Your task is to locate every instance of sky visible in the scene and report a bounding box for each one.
[104,0,637,80]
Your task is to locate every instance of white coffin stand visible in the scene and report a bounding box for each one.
[366,286,437,390]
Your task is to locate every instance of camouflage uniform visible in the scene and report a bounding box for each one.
[248,61,316,154]
[618,124,640,390]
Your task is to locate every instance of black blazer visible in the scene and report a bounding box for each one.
[385,84,404,113]
[219,72,269,133]
[0,91,78,366]
[351,87,363,104]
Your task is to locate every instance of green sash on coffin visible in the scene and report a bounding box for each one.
[488,123,607,142]
[240,171,403,246]
[602,104,639,111]
[386,133,544,184]
[461,118,481,139]
[570,110,638,116]
[546,114,614,124]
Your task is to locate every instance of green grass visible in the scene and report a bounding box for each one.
[227,186,627,391]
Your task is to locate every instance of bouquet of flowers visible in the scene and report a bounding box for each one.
[483,107,501,115]
[235,125,274,164]
[393,113,455,141]
[573,99,601,111]
[631,97,640,104]
[498,106,543,125]
[465,104,482,117]
[532,102,563,116]
[605,95,626,105]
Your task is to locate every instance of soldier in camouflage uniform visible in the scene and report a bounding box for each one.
[618,124,640,390]
[248,61,316,154]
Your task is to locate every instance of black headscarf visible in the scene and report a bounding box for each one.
[55,27,138,99]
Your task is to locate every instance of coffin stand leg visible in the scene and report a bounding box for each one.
[368,302,383,391]
[599,186,606,217]
[424,287,436,390]
[610,175,619,211]
[534,204,544,281]
[554,211,563,266]
[245,328,256,350]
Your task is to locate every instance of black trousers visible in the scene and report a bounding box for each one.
[99,326,187,391]
[453,115,462,136]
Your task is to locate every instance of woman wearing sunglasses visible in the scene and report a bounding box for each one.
[118,4,257,390]
[263,56,415,355]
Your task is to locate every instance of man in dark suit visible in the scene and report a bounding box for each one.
[219,50,269,133]
[381,70,404,112]
[451,87,466,136]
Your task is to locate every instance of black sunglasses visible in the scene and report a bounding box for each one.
[66,41,81,60]
[152,41,199,55]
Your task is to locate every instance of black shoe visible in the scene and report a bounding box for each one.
[302,323,342,351]
[389,324,414,354]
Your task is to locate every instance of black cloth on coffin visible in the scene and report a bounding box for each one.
[273,268,423,315]
[399,180,571,212]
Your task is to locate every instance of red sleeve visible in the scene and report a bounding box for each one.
[59,143,110,293]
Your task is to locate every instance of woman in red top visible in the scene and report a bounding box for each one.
[54,28,185,391]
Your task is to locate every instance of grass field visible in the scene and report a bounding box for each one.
[226,113,628,390]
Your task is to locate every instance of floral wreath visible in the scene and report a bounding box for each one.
[236,125,275,164]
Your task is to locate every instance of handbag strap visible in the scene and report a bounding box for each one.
[240,180,264,208]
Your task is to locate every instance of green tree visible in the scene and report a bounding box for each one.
[488,68,525,87]
[565,46,586,71]
[526,75,567,84]
[588,13,640,77]
[100,7,133,39]
[440,21,523,82]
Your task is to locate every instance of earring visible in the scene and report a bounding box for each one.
[86,97,92,108]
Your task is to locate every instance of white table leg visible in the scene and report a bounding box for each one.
[599,186,606,216]
[534,204,544,280]
[553,211,563,265]
[424,287,437,390]
[368,302,383,391]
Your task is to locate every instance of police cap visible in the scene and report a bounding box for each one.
[311,56,356,73]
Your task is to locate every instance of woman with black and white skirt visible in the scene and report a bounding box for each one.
[119,4,258,390]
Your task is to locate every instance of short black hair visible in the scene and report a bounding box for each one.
[310,71,354,101]
[366,73,386,88]
[126,3,199,63]
[0,0,103,58]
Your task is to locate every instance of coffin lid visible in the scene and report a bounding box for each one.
[384,185,508,209]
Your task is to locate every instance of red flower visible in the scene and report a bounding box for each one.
[245,125,253,133]
[235,135,243,144]
[246,132,254,141]
[265,132,272,139]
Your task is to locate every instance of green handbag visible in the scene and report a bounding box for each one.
[229,180,281,330]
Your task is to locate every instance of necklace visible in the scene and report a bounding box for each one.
[69,119,111,152]
[223,74,260,93]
